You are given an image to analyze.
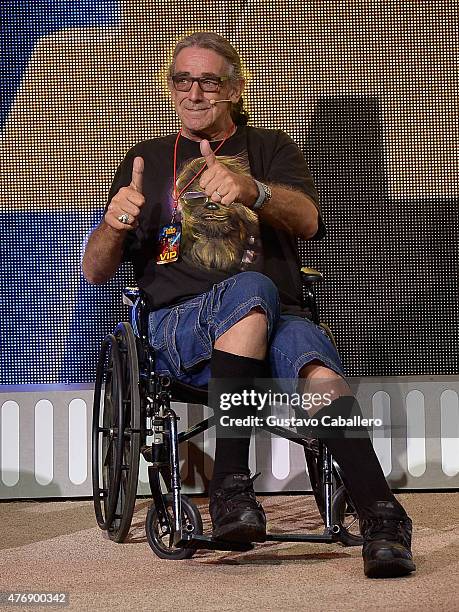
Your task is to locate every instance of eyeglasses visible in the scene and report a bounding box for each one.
[171,75,230,92]
[182,191,209,204]
[182,191,219,209]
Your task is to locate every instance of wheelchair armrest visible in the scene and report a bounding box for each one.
[300,267,323,286]
[300,268,323,325]
[123,286,150,340]
[123,286,141,307]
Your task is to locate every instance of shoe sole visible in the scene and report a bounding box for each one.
[212,522,266,544]
[365,559,416,578]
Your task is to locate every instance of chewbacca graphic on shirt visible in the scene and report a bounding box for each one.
[175,154,263,274]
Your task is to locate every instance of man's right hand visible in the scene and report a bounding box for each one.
[104,156,145,231]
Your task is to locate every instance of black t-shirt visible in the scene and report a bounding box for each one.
[106,125,325,317]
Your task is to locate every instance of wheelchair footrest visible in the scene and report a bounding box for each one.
[176,534,255,552]
[266,532,336,543]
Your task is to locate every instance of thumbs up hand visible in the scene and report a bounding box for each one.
[105,156,145,231]
[198,140,258,208]
[130,156,144,193]
[200,139,217,168]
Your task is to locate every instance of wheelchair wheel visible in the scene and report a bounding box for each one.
[332,484,363,546]
[92,334,124,531]
[145,493,203,560]
[92,322,142,543]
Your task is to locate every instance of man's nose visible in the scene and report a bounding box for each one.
[188,80,204,101]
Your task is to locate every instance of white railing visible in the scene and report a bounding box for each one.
[1,377,458,499]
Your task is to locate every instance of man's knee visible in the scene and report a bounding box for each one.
[299,360,352,414]
[214,307,268,358]
[224,306,268,336]
[212,273,280,359]
[233,272,280,315]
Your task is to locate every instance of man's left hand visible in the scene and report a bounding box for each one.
[199,139,258,208]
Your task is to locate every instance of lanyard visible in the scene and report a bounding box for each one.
[171,126,234,221]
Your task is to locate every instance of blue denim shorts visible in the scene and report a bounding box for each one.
[148,272,345,391]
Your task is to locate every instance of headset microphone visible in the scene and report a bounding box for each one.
[209,99,232,105]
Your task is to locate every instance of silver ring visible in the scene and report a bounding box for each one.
[215,190,222,198]
[118,213,130,224]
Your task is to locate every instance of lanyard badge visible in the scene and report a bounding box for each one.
[156,222,182,264]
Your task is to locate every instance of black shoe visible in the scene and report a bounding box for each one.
[360,501,416,578]
[209,473,266,543]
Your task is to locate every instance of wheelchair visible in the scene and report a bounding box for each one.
[92,267,363,558]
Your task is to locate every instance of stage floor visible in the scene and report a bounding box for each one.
[1,492,458,611]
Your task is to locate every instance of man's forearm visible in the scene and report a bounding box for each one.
[256,184,319,240]
[198,145,319,240]
[82,221,126,284]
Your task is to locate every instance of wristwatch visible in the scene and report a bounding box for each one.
[252,179,272,211]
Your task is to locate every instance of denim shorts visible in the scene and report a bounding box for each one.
[147,271,345,391]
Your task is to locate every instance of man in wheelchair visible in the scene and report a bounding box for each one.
[82,32,415,578]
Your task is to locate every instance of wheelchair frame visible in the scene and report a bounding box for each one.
[92,267,362,558]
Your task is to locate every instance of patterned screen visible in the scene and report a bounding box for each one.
[1,0,458,384]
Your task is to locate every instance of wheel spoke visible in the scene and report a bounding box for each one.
[103,437,114,467]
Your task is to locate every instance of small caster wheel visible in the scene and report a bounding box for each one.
[146,494,203,559]
[332,484,364,546]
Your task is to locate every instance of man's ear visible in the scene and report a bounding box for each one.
[229,78,245,103]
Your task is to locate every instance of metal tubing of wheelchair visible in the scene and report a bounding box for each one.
[306,287,319,325]
[176,534,254,552]
[178,416,215,443]
[322,444,333,529]
[165,409,182,537]
[148,465,172,534]
[266,533,335,543]
[260,423,314,447]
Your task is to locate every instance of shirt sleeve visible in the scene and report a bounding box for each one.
[265,130,325,240]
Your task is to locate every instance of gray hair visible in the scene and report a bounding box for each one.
[168,32,249,126]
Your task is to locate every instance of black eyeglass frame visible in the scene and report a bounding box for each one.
[170,75,230,92]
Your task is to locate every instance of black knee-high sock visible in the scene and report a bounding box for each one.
[315,396,406,518]
[209,348,267,496]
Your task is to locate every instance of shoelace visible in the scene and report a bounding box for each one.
[215,474,260,504]
[361,517,409,545]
